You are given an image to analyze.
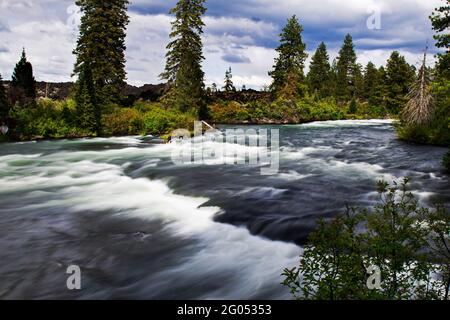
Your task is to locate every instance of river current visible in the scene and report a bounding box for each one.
[0,120,448,299]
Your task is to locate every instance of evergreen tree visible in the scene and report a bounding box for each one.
[73,0,129,104]
[336,34,358,102]
[223,67,236,92]
[11,48,36,103]
[385,51,415,114]
[75,66,100,134]
[269,15,308,98]
[354,63,365,100]
[161,0,207,117]
[430,0,450,170]
[307,42,332,98]
[363,62,381,105]
[377,66,389,109]
[0,73,10,125]
[430,0,450,78]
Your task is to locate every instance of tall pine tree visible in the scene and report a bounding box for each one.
[161,0,207,117]
[430,0,450,78]
[269,15,308,99]
[385,51,415,114]
[307,42,332,98]
[11,48,36,104]
[223,67,236,92]
[73,0,129,104]
[336,34,358,102]
[0,73,10,125]
[75,65,100,134]
[363,62,381,106]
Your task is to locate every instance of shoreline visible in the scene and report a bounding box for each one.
[0,117,398,144]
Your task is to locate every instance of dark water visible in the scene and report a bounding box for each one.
[0,120,448,299]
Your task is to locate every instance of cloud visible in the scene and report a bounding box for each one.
[0,0,443,89]
[222,54,251,64]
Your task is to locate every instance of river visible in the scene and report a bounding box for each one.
[0,120,448,299]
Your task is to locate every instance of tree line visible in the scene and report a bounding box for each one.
[0,0,448,159]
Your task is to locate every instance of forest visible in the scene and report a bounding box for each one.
[0,0,449,301]
[0,1,448,173]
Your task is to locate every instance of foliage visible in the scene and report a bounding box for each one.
[102,108,143,136]
[385,51,415,114]
[160,0,207,116]
[348,98,358,114]
[397,1,450,169]
[209,101,250,123]
[9,98,90,139]
[4,97,195,140]
[0,73,10,125]
[73,0,129,105]
[11,49,36,104]
[75,66,100,134]
[269,15,308,98]
[142,105,195,135]
[307,42,332,99]
[223,67,236,92]
[283,179,450,300]
[335,34,358,101]
[430,0,450,78]
[362,62,381,107]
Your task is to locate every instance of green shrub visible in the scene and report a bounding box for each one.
[103,108,144,136]
[283,178,449,300]
[143,106,195,135]
[8,98,89,139]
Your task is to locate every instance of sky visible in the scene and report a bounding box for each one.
[0,0,444,89]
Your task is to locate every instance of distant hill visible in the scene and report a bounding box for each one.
[1,81,271,103]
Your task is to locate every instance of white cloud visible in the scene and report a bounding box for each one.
[0,0,443,89]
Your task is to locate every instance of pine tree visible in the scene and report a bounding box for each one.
[430,0,450,78]
[363,62,381,105]
[73,0,129,104]
[385,51,415,114]
[0,73,10,125]
[223,67,236,92]
[269,15,308,98]
[161,0,207,117]
[11,48,36,103]
[75,66,100,134]
[307,42,332,98]
[377,66,389,109]
[354,63,365,100]
[336,34,358,102]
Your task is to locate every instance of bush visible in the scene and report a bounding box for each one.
[142,105,195,135]
[8,98,90,139]
[103,108,144,136]
[209,101,250,123]
[283,178,450,300]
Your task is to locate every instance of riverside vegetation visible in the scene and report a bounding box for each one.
[0,1,447,172]
[0,0,448,301]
